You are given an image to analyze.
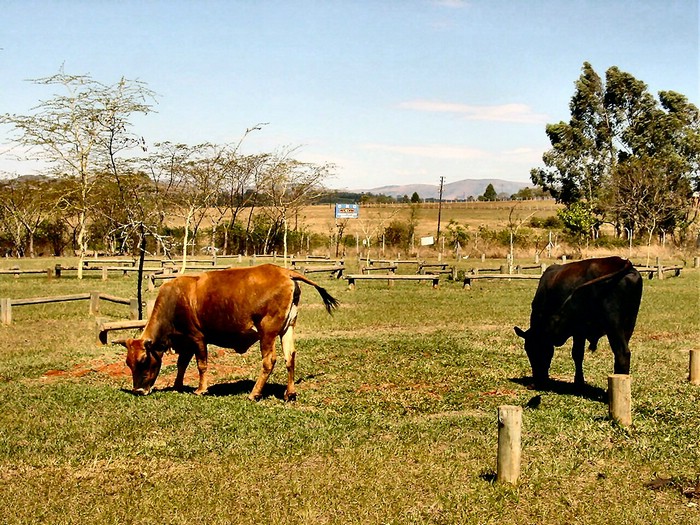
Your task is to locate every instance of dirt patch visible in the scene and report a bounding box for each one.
[41,349,250,387]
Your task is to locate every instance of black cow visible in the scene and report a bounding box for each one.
[514,256,642,388]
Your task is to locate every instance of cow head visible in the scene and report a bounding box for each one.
[122,338,163,395]
[514,326,555,388]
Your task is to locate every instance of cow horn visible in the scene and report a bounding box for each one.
[114,338,130,348]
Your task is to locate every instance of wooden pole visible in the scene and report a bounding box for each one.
[656,257,663,280]
[689,350,700,385]
[89,291,100,315]
[1,298,11,326]
[129,298,140,320]
[497,405,522,484]
[608,374,632,426]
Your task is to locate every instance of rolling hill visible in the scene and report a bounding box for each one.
[355,178,530,200]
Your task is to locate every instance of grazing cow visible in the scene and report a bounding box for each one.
[121,264,339,401]
[514,256,642,388]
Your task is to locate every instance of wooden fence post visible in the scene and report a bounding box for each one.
[46,267,54,279]
[54,264,62,278]
[608,374,632,426]
[497,405,522,484]
[101,266,108,281]
[690,350,700,385]
[146,299,156,319]
[129,298,140,320]
[656,257,664,280]
[694,256,700,269]
[1,298,12,326]
[89,291,100,315]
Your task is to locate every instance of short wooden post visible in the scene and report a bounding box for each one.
[499,264,508,275]
[89,291,100,315]
[562,255,567,263]
[693,256,700,269]
[1,298,12,326]
[534,253,540,264]
[146,299,156,319]
[689,350,700,385]
[656,257,663,280]
[481,253,485,263]
[95,317,108,345]
[608,374,632,426]
[54,264,62,278]
[129,298,140,320]
[497,405,522,484]
[46,267,54,279]
[540,263,547,274]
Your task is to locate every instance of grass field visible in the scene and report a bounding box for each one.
[0,255,698,524]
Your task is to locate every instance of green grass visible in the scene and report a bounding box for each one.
[0,258,698,524]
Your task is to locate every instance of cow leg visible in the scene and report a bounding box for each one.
[280,326,296,402]
[572,336,586,386]
[607,332,631,375]
[173,349,194,392]
[192,341,209,395]
[249,335,277,401]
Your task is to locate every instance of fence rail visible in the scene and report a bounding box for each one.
[0,291,137,326]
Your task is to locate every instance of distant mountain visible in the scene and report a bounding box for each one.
[355,178,530,200]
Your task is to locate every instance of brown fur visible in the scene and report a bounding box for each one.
[122,264,338,400]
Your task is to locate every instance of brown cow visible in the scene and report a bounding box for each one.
[121,264,339,401]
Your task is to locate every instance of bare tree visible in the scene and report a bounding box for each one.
[257,149,334,265]
[0,176,62,257]
[1,69,154,277]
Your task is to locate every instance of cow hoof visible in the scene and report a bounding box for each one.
[284,392,297,402]
[193,388,208,396]
[248,392,262,402]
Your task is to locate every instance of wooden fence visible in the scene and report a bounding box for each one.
[0,291,138,326]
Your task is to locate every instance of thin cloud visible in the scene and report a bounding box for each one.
[362,143,486,160]
[433,0,470,8]
[399,100,549,124]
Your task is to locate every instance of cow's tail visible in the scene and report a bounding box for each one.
[289,271,340,314]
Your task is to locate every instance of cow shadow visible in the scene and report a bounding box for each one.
[509,377,608,404]
[206,379,287,400]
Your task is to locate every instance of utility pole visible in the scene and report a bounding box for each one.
[436,176,445,242]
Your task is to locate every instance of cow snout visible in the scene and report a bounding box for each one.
[132,387,151,396]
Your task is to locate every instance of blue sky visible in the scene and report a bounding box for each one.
[1,0,698,190]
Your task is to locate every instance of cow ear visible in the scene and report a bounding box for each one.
[514,326,527,339]
[115,338,131,349]
[143,338,154,352]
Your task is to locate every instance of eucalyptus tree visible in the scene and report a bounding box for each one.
[1,69,155,277]
[532,62,699,245]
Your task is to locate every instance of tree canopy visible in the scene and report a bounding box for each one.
[531,62,700,244]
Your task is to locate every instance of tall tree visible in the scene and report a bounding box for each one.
[532,62,699,243]
[1,69,154,277]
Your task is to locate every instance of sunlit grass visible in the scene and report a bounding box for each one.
[0,259,698,524]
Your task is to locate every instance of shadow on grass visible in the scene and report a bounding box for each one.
[509,377,608,404]
[206,379,287,400]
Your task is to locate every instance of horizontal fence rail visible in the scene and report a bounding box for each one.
[0,291,137,326]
